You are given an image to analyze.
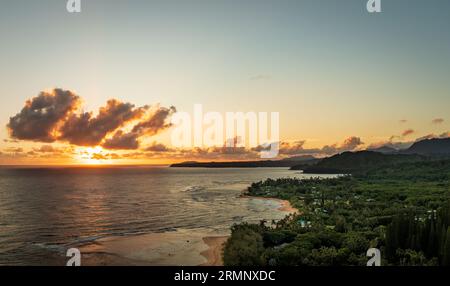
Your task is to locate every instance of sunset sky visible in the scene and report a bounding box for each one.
[0,0,449,165]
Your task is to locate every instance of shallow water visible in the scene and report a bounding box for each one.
[0,166,332,265]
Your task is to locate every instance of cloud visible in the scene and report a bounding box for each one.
[81,136,367,162]
[91,153,108,160]
[414,134,436,142]
[3,139,19,143]
[34,145,58,153]
[252,137,362,157]
[340,136,363,150]
[278,141,307,155]
[7,89,176,150]
[367,132,450,152]
[0,148,27,159]
[7,89,81,142]
[100,106,176,150]
[102,130,139,150]
[59,99,145,146]
[432,118,444,124]
[415,131,450,141]
[439,132,450,138]
[366,141,413,150]
[144,142,173,152]
[399,119,408,123]
[320,136,364,155]
[4,147,24,153]
[130,106,176,136]
[401,129,415,137]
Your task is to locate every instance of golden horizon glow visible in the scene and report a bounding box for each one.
[75,146,112,165]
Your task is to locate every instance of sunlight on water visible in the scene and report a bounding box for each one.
[0,167,333,265]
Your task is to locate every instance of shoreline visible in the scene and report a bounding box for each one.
[78,195,298,266]
[199,236,229,266]
[240,195,299,214]
[198,195,300,266]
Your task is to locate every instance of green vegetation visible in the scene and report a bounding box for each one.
[293,151,425,174]
[224,159,450,266]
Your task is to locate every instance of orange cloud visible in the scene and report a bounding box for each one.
[7,89,175,151]
[59,99,146,146]
[402,129,415,137]
[102,106,176,150]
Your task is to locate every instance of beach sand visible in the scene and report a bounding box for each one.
[78,229,229,266]
[200,236,229,266]
[241,195,299,214]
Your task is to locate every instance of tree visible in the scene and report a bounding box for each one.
[442,227,450,266]
[223,225,266,266]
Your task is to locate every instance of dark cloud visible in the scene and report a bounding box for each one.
[432,118,444,124]
[144,142,173,152]
[399,119,408,123]
[131,106,176,136]
[7,89,176,150]
[59,99,145,146]
[100,106,176,150]
[389,129,416,141]
[102,130,139,150]
[7,89,81,142]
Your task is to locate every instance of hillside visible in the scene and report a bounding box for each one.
[292,151,424,174]
[404,138,450,155]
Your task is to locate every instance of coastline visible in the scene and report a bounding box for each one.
[199,236,229,266]
[198,195,300,266]
[77,195,299,266]
[240,195,299,215]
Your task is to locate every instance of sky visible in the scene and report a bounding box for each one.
[0,0,449,165]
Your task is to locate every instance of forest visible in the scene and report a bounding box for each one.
[223,159,450,266]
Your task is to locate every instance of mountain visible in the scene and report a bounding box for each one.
[403,138,450,155]
[292,151,424,174]
[367,146,398,154]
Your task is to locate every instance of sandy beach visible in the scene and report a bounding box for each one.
[200,236,229,266]
[240,195,299,214]
[79,229,226,266]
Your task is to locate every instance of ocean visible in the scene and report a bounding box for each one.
[0,166,332,265]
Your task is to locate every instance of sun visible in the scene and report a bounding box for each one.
[75,146,110,165]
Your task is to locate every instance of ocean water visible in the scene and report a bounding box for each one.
[0,166,330,265]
